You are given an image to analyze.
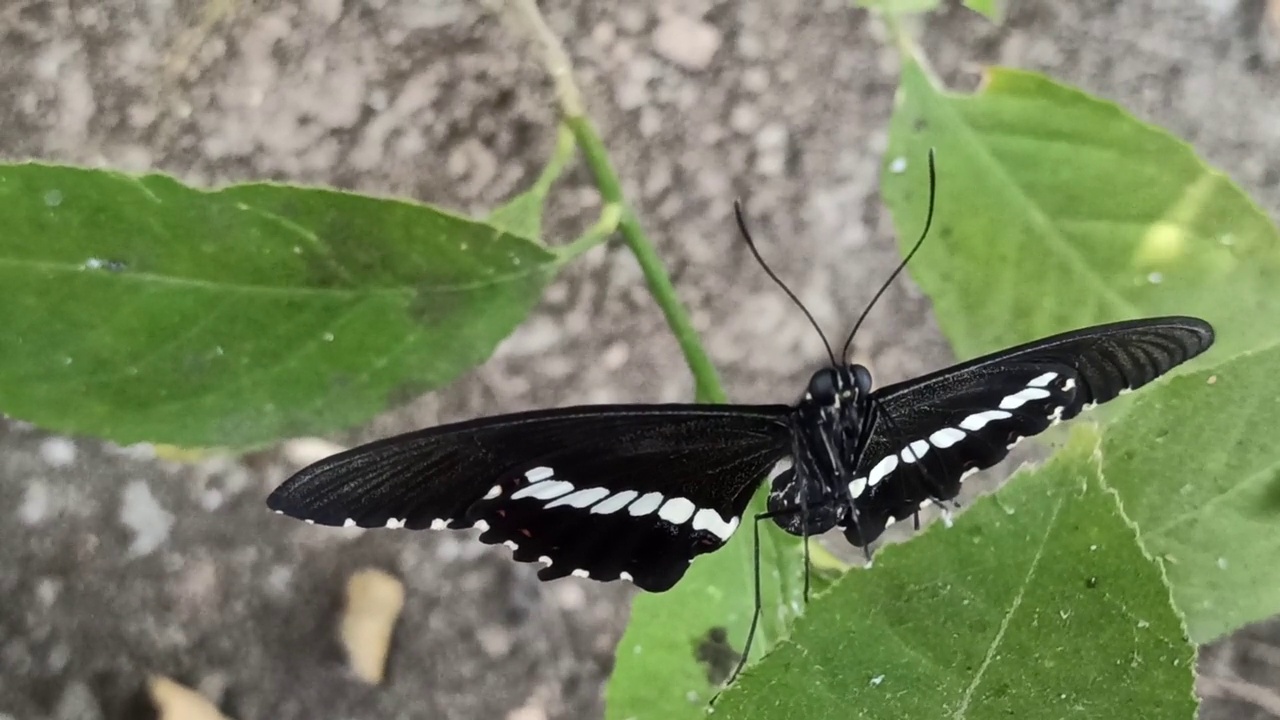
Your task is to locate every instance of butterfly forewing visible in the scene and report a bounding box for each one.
[840,316,1214,546]
[268,404,792,591]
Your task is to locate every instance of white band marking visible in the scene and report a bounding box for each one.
[901,439,930,464]
[959,409,1012,431]
[848,477,867,499]
[628,491,665,516]
[512,479,574,501]
[692,508,739,541]
[999,387,1051,410]
[658,497,696,525]
[868,454,898,486]
[591,489,639,515]
[929,427,965,449]
[1027,371,1059,387]
[525,466,555,482]
[547,486,611,509]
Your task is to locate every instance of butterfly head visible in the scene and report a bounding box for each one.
[803,364,873,410]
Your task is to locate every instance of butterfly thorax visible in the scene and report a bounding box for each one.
[768,364,874,536]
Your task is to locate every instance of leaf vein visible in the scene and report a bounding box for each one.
[952,496,1064,719]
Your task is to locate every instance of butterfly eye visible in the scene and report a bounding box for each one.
[806,369,839,403]
[852,365,873,395]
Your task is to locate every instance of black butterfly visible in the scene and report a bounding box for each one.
[268,315,1212,591]
[267,155,1215,596]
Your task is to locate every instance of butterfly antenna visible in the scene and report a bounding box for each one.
[839,148,938,362]
[734,200,838,367]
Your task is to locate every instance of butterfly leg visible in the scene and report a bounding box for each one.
[802,530,812,603]
[727,502,814,687]
[728,509,771,687]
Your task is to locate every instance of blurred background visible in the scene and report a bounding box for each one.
[2,0,1279,718]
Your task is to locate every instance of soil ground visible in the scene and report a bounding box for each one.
[2,1,1279,718]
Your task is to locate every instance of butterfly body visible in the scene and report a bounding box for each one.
[769,365,872,537]
[268,316,1214,592]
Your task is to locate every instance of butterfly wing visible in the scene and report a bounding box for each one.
[268,404,793,591]
[842,316,1214,545]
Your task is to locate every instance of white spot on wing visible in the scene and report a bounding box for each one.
[929,427,965,449]
[474,520,490,532]
[430,518,448,530]
[628,491,665,516]
[868,455,898,486]
[546,486,611,509]
[999,387,1052,410]
[386,518,406,529]
[1063,378,1076,392]
[848,477,867,499]
[512,479,575,501]
[526,466,554,482]
[484,485,501,500]
[692,508,739,540]
[1027,371,1059,388]
[658,497,696,525]
[503,540,518,551]
[767,457,793,481]
[901,439,930,463]
[620,571,634,582]
[959,410,1012,431]
[571,568,590,578]
[538,555,553,566]
[343,518,357,528]
[590,489,639,515]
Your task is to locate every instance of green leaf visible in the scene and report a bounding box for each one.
[718,428,1197,719]
[1102,346,1280,643]
[0,165,557,447]
[487,124,576,240]
[882,60,1280,364]
[856,0,941,14]
[964,0,1003,22]
[607,487,806,719]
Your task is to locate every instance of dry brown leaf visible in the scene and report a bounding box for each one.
[148,675,230,720]
[341,567,406,684]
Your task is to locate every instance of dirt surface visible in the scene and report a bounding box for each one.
[2,1,1279,718]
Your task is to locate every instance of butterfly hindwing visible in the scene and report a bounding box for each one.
[267,405,793,591]
[841,317,1214,546]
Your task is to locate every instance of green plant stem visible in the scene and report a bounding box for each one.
[506,0,727,404]
[565,117,727,402]
[533,123,577,195]
[558,201,623,263]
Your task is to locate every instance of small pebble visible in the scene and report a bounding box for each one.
[652,15,722,71]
